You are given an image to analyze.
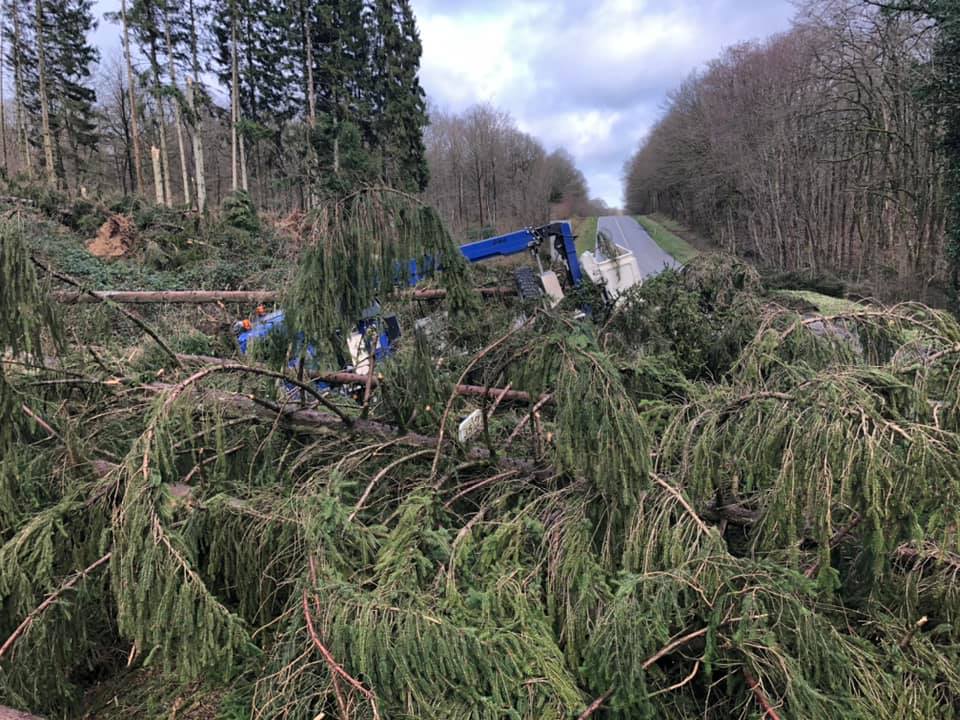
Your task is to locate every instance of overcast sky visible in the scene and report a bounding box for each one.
[92,0,797,207]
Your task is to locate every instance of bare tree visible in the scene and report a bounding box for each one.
[624,0,947,299]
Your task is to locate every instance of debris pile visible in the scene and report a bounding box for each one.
[2,193,960,719]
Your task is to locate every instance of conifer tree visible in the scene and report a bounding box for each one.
[3,0,34,176]
[370,0,428,192]
[32,0,55,187]
[44,0,99,191]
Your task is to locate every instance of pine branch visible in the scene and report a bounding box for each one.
[301,590,381,720]
[576,687,613,719]
[743,670,783,720]
[0,552,111,661]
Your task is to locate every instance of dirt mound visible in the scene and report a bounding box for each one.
[87,214,137,258]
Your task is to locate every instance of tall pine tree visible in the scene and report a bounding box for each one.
[45,0,99,191]
[370,0,428,192]
[4,0,98,188]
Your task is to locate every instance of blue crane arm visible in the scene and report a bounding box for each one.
[460,228,540,262]
[458,221,583,286]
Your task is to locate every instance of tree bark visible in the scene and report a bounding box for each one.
[33,0,56,188]
[187,0,206,212]
[164,8,191,207]
[299,0,317,205]
[0,19,8,175]
[121,0,144,195]
[0,706,45,720]
[50,287,515,304]
[53,289,279,304]
[229,0,239,193]
[301,0,316,126]
[148,34,172,206]
[186,77,206,212]
[10,0,31,176]
[150,145,164,204]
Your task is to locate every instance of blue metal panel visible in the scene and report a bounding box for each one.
[236,310,286,354]
[459,229,536,262]
[554,222,583,285]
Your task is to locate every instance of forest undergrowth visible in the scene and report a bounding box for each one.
[2,191,960,719]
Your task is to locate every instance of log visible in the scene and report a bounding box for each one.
[203,387,540,474]
[410,286,515,300]
[0,707,44,720]
[52,290,279,305]
[174,354,550,405]
[53,286,517,305]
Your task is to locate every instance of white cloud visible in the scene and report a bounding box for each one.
[94,0,796,207]
[413,0,796,207]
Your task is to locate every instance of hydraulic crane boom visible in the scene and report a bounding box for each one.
[458,221,583,287]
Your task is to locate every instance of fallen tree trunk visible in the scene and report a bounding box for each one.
[52,289,279,305]
[410,286,515,300]
[202,387,541,474]
[0,707,44,720]
[174,353,549,405]
[52,286,518,305]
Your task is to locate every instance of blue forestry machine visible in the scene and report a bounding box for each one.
[237,222,586,376]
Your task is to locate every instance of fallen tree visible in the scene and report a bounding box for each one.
[3,194,960,719]
[51,289,280,305]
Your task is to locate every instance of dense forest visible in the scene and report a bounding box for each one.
[0,0,598,234]
[624,0,960,304]
[1,0,431,210]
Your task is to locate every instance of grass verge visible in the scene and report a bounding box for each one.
[636,215,699,264]
[772,289,862,315]
[572,216,598,256]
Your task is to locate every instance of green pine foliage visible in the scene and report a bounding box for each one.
[287,187,479,341]
[5,239,960,718]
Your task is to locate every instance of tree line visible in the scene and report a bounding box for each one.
[424,103,608,238]
[0,0,429,212]
[624,0,960,302]
[0,2,601,232]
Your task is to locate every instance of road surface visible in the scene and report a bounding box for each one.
[597,215,680,278]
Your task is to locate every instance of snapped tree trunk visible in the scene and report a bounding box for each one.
[186,77,206,213]
[187,0,206,213]
[151,145,164,205]
[164,10,191,207]
[121,0,144,195]
[149,36,172,206]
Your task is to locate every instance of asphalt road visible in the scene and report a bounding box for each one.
[597,215,680,278]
